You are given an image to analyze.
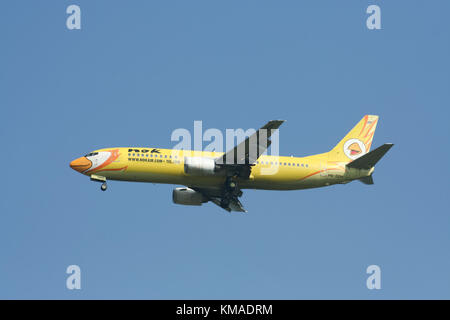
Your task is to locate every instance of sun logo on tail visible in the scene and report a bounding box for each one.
[343,139,366,160]
[348,142,362,155]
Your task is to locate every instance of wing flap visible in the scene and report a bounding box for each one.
[193,187,247,213]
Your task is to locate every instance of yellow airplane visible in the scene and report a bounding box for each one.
[69,115,393,212]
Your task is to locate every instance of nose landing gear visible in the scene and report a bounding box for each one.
[90,174,108,192]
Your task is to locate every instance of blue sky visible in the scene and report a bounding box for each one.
[0,1,449,299]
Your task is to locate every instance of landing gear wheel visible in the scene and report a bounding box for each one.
[101,183,107,191]
[226,176,237,190]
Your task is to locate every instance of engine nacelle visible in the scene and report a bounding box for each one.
[172,187,207,206]
[184,157,216,175]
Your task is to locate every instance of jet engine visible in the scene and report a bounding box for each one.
[172,187,208,206]
[184,157,216,175]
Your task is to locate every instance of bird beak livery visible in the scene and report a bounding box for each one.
[70,157,92,173]
[69,115,393,213]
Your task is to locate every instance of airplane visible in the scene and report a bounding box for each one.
[69,115,393,212]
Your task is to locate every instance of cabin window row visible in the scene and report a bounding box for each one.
[256,161,309,168]
[128,153,178,159]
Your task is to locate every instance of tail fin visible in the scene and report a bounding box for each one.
[328,115,379,162]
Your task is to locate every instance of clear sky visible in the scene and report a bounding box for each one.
[1,1,449,299]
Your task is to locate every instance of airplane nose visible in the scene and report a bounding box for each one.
[70,157,92,173]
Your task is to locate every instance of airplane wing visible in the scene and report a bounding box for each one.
[191,120,284,212]
[215,120,285,178]
[192,187,247,213]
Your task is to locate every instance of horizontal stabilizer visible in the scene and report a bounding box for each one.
[359,175,374,185]
[347,143,394,170]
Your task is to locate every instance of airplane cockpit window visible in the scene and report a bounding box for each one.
[85,152,98,157]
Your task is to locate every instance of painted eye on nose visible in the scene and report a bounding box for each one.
[70,157,92,173]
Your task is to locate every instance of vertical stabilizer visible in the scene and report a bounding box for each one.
[328,115,379,162]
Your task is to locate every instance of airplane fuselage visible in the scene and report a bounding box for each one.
[69,116,390,212]
[72,147,370,191]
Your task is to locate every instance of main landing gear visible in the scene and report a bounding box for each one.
[220,176,243,210]
[100,182,107,191]
[226,176,243,197]
[227,180,237,189]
